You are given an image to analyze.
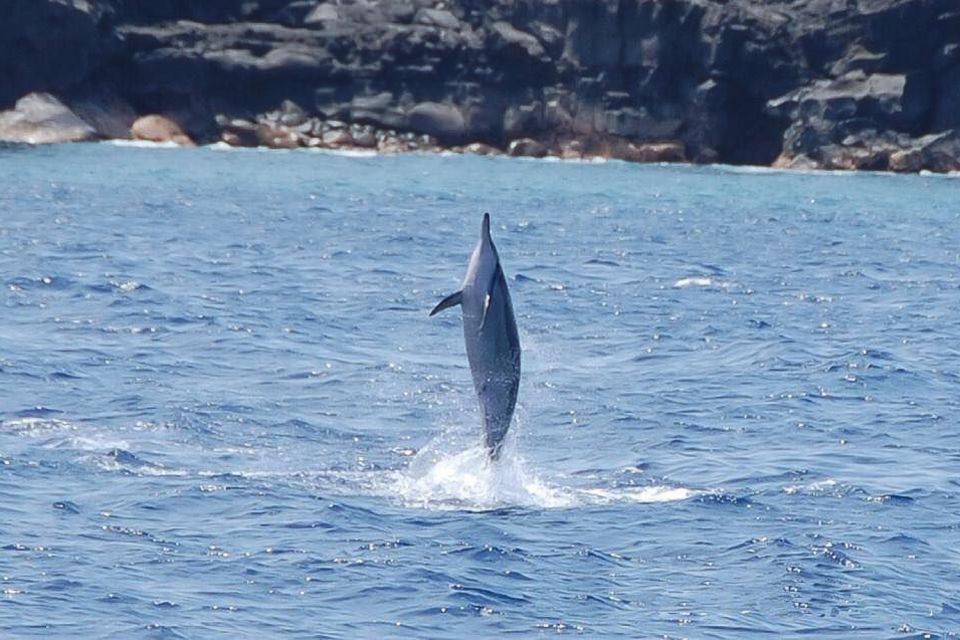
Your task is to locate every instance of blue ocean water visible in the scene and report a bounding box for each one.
[1,143,959,638]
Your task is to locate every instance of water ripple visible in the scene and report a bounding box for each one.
[1,146,958,638]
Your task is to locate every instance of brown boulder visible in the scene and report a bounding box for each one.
[613,141,687,163]
[772,153,820,170]
[888,132,960,173]
[131,114,194,146]
[255,123,300,148]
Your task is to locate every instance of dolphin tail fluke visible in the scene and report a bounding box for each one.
[429,290,463,316]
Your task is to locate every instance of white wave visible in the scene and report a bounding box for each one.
[65,436,131,452]
[298,147,380,158]
[783,478,838,495]
[711,163,784,175]
[91,455,188,476]
[204,141,282,152]
[206,141,366,155]
[2,417,77,436]
[579,486,697,504]
[539,155,612,165]
[711,162,857,177]
[1,417,695,509]
[201,142,277,153]
[204,141,234,151]
[674,276,716,288]
[101,139,181,149]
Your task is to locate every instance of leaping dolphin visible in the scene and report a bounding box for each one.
[430,213,521,459]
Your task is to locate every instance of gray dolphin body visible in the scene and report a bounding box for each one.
[430,213,521,459]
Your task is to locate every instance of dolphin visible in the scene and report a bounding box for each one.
[430,213,521,459]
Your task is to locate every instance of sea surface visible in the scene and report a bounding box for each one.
[1,143,958,638]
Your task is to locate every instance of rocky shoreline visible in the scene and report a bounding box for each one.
[0,91,691,164]
[2,0,959,172]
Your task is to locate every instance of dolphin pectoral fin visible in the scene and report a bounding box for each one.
[429,290,463,316]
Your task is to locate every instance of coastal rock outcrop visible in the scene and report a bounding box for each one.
[0,93,96,144]
[131,114,195,146]
[1,0,958,171]
[508,138,548,158]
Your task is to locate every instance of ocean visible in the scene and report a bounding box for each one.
[1,143,958,638]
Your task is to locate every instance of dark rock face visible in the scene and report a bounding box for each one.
[0,1,117,108]
[408,103,467,143]
[1,0,959,171]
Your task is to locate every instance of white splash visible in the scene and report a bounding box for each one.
[392,445,574,511]
[784,478,838,495]
[387,443,697,511]
[115,280,142,293]
[674,276,719,288]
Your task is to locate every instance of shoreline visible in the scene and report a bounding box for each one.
[10,136,944,179]
[2,90,957,176]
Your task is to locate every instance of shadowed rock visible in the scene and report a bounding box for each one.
[69,91,138,140]
[0,1,116,107]
[508,138,548,158]
[408,103,467,144]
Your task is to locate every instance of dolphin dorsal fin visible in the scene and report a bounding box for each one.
[429,290,462,316]
[481,212,491,242]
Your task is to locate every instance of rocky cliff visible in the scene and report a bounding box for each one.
[2,0,959,171]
